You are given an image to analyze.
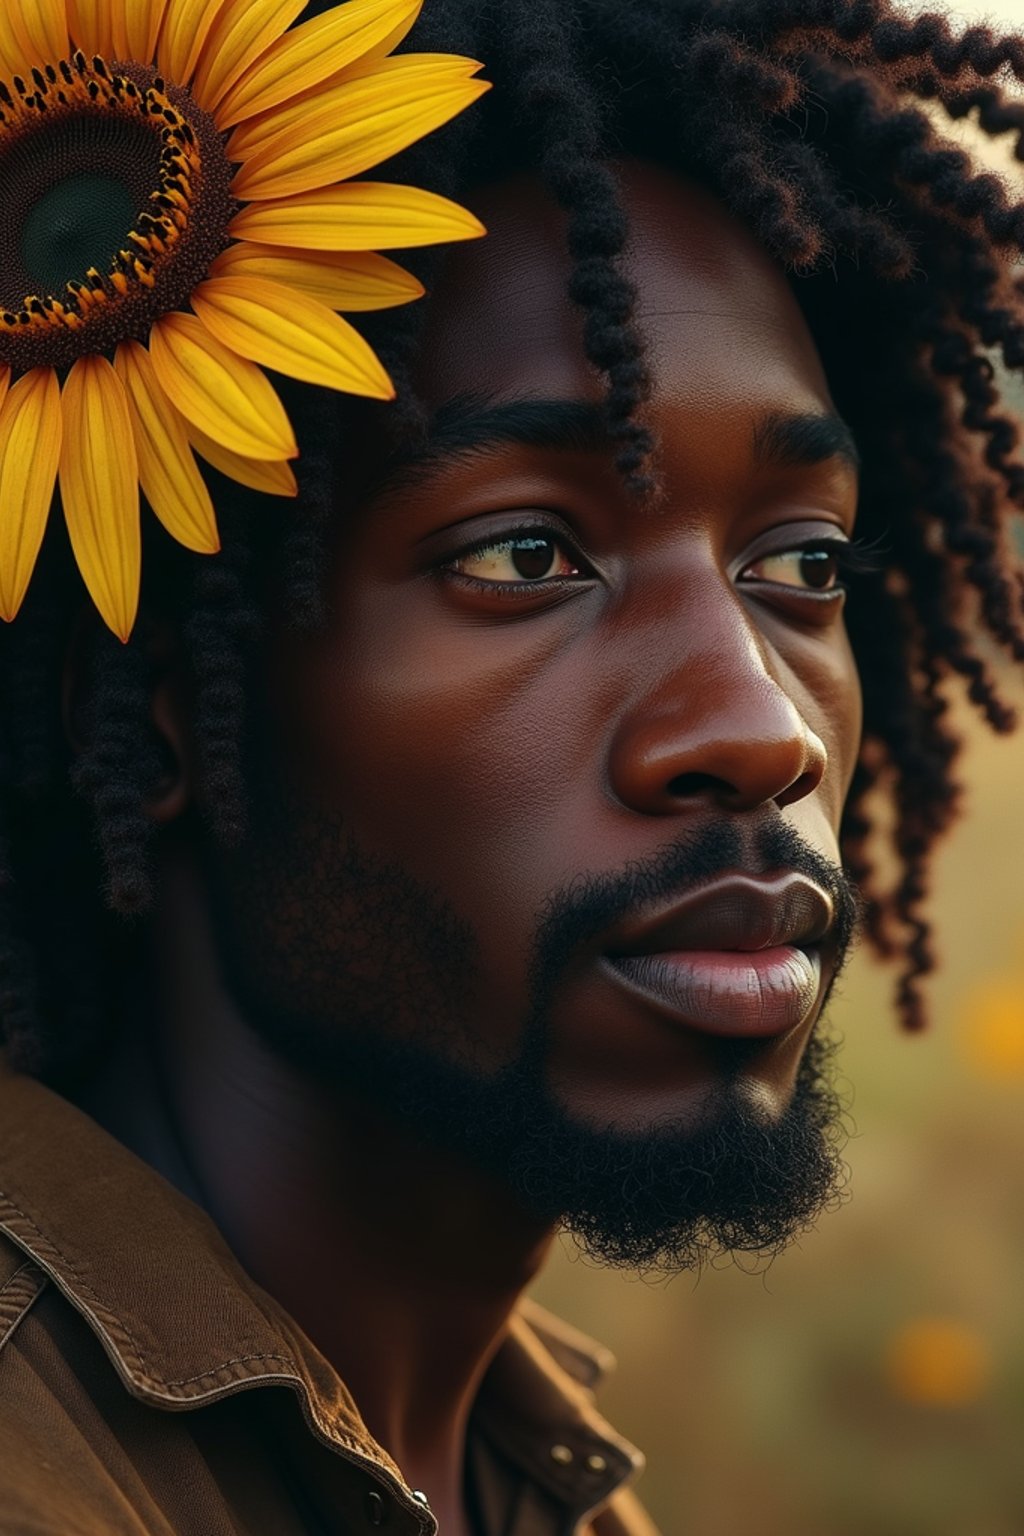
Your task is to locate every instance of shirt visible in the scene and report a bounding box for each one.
[0,1063,663,1536]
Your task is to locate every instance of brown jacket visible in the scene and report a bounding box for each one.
[0,1064,663,1535]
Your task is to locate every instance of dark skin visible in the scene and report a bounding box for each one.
[75,160,863,1536]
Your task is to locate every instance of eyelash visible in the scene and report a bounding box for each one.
[437,525,883,597]
[745,537,883,593]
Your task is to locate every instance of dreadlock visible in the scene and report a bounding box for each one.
[3,0,1024,1078]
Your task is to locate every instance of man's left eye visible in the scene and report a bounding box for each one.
[742,544,845,593]
[450,533,583,583]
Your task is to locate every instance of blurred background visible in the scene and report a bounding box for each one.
[533,4,1024,1530]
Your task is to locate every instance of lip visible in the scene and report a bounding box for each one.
[602,945,823,1038]
[600,872,834,1039]
[604,871,834,957]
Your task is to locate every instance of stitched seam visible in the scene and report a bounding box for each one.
[161,1352,296,1388]
[0,1258,39,1299]
[0,1192,300,1392]
[0,1192,149,1378]
[0,1265,47,1352]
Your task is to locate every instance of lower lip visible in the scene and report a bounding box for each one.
[603,945,823,1038]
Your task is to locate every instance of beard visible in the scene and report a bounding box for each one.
[207,773,859,1276]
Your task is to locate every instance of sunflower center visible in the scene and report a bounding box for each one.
[0,53,237,373]
[22,172,140,299]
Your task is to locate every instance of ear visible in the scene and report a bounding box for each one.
[62,610,198,826]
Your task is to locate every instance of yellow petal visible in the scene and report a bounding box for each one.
[0,368,10,415]
[10,0,68,67]
[341,10,428,74]
[231,60,491,202]
[113,0,170,64]
[187,425,297,498]
[191,0,306,114]
[114,342,220,555]
[158,0,229,86]
[230,181,486,252]
[0,16,22,77]
[65,0,112,54]
[192,275,395,398]
[149,310,297,462]
[211,244,424,312]
[0,370,61,624]
[228,53,484,167]
[216,0,422,129]
[60,357,140,643]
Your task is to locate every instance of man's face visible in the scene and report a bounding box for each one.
[210,159,864,1269]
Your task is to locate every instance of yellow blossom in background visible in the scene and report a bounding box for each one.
[884,1317,993,1408]
[0,0,490,640]
[958,977,1024,1081]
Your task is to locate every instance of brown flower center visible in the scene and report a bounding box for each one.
[0,52,237,372]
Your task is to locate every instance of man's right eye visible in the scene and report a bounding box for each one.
[445,529,587,585]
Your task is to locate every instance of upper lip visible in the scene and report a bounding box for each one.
[603,872,834,959]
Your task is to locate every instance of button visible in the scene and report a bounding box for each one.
[586,1453,609,1474]
[365,1489,388,1526]
[550,1444,574,1466]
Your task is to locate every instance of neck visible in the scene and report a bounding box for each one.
[73,841,555,1535]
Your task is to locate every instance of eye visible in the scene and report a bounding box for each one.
[447,530,585,584]
[741,541,850,594]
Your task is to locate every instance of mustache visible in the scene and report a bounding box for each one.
[529,817,865,999]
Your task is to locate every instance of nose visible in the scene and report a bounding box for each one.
[607,617,828,816]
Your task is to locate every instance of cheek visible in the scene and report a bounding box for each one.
[269,585,606,990]
[786,617,863,836]
[828,622,864,804]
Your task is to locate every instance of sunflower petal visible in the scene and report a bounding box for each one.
[187,425,298,498]
[228,54,484,166]
[149,311,297,462]
[113,0,170,65]
[158,0,230,87]
[114,342,220,555]
[211,244,424,312]
[0,368,10,416]
[192,0,306,114]
[341,10,429,74]
[65,0,111,55]
[0,370,61,624]
[0,15,22,77]
[216,0,422,129]
[192,275,395,398]
[60,357,140,643]
[231,60,491,202]
[10,0,68,68]
[230,181,486,252]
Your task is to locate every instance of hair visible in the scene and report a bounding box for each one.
[3,0,1024,1078]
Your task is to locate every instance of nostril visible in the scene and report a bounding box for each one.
[774,769,821,810]
[666,772,730,798]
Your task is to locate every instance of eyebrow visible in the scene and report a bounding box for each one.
[752,410,861,475]
[373,394,607,495]
[372,393,860,496]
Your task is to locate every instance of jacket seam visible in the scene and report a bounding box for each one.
[0,1257,40,1299]
[0,1192,151,1377]
[161,1353,298,1388]
[0,1192,299,1393]
[0,1258,48,1354]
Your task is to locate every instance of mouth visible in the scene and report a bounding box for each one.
[600,872,833,1040]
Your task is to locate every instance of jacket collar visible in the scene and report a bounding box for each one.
[0,1060,641,1524]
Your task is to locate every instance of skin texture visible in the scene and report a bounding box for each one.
[77,161,864,1536]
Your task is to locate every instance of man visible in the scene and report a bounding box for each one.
[2,0,1024,1532]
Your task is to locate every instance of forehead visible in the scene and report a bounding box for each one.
[415,158,833,429]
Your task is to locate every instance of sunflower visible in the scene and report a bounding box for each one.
[0,0,489,639]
